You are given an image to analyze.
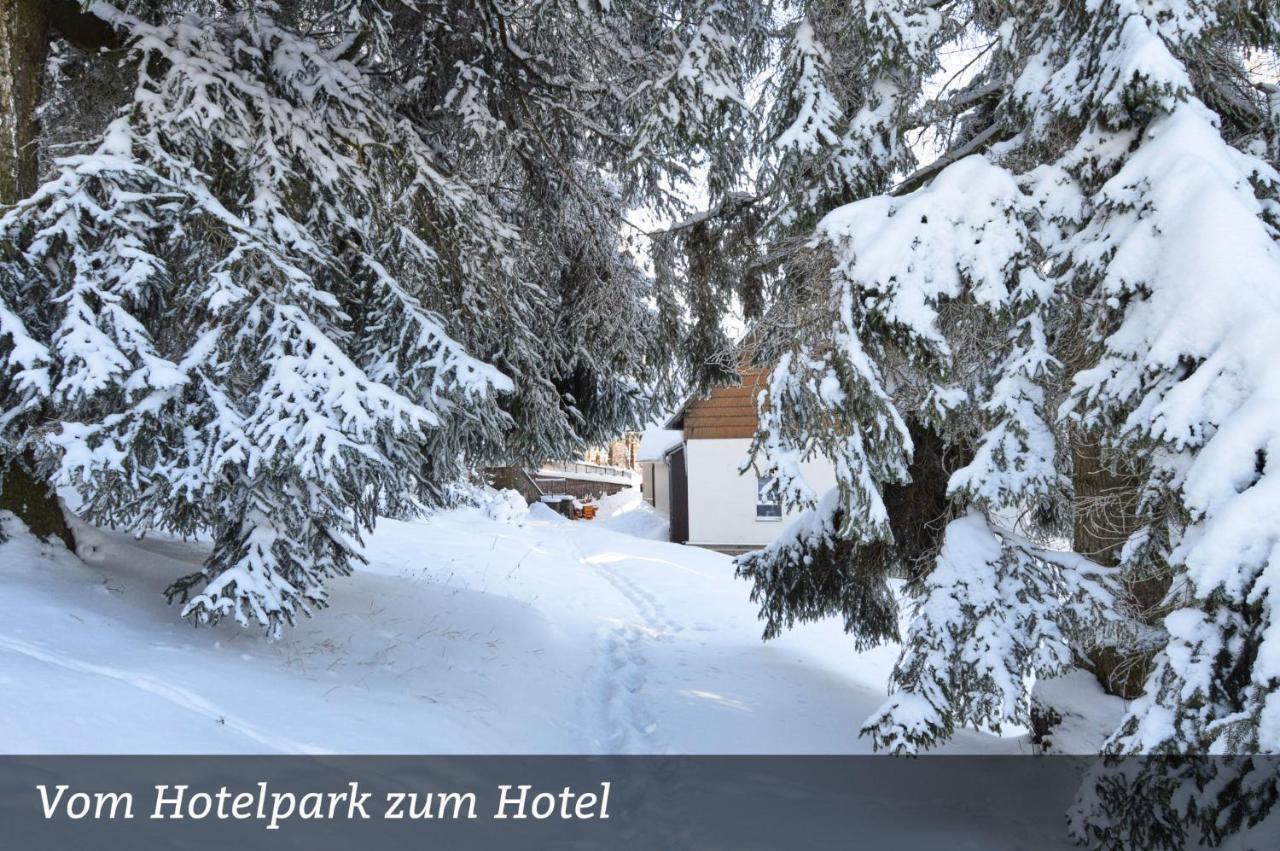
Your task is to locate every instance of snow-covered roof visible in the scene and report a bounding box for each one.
[637,429,683,461]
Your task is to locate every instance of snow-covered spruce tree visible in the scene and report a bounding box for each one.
[0,0,100,550]
[0,3,515,633]
[1056,1,1280,843]
[653,0,960,384]
[732,0,960,648]
[2,0,770,630]
[375,0,770,451]
[730,0,1280,794]
[742,148,1118,746]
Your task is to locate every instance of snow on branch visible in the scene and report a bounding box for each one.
[1,2,515,634]
[863,511,1117,754]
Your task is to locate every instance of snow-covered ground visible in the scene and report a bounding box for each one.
[1,489,1029,755]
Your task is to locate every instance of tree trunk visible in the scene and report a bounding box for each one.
[1071,430,1159,699]
[881,417,961,580]
[1030,432,1155,748]
[0,0,74,551]
[0,0,49,203]
[0,453,74,550]
[1070,431,1135,565]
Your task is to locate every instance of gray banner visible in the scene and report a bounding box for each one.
[0,756,1275,849]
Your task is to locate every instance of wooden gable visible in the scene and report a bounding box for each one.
[675,367,767,440]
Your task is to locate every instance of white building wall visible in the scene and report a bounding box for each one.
[653,461,671,516]
[684,438,837,548]
[640,461,672,516]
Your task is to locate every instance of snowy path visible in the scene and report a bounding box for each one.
[564,513,1022,755]
[583,542,674,753]
[0,494,1027,755]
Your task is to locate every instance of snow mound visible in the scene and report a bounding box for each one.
[593,488,669,540]
[528,502,568,524]
[1031,669,1127,754]
[484,488,529,526]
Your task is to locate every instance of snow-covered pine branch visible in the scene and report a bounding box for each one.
[1,3,513,634]
[377,0,771,456]
[762,0,947,230]
[1059,20,1280,761]
[863,512,1115,753]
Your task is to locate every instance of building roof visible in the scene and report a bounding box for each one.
[637,429,684,461]
[663,367,767,439]
[663,399,691,430]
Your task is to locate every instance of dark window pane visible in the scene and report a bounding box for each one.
[756,476,781,517]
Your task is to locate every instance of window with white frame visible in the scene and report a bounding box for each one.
[756,475,782,520]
